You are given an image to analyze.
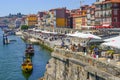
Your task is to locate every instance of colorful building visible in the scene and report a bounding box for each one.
[73,15,82,29]
[71,5,88,29]
[80,5,89,27]
[26,14,38,27]
[50,8,67,28]
[37,12,44,27]
[87,5,96,26]
[34,0,120,29]
[70,9,81,29]
[65,9,71,28]
[94,0,120,28]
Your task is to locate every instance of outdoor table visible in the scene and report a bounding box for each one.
[98,57,106,61]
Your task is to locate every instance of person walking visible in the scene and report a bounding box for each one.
[94,46,99,58]
[82,41,87,55]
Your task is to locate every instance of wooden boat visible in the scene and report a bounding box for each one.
[25,44,34,56]
[21,57,33,73]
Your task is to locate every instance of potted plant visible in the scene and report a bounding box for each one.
[106,50,114,59]
[89,45,95,56]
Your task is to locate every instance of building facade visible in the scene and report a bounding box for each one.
[94,0,120,28]
[71,5,88,29]
[15,18,22,28]
[87,5,96,26]
[26,14,38,27]
[37,12,44,27]
[80,5,89,27]
[70,9,81,29]
[55,8,67,28]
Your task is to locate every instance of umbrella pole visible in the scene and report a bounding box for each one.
[87,38,92,45]
[86,38,92,54]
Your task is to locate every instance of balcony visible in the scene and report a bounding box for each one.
[102,14,112,18]
[112,22,120,24]
[90,11,95,15]
[95,21,101,25]
[87,18,90,20]
[91,17,95,20]
[102,7,111,10]
[95,8,102,11]
[95,15,103,18]
[95,16,100,18]
[106,14,112,17]
[112,5,120,9]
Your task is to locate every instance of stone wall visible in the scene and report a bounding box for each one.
[22,32,54,51]
[42,48,120,80]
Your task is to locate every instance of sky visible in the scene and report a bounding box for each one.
[0,0,96,17]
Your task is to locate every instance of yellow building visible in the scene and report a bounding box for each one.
[72,14,82,29]
[26,14,38,26]
[56,18,66,27]
[74,17,82,29]
[81,10,87,26]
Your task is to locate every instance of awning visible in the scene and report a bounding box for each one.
[66,31,101,39]
[103,24,110,27]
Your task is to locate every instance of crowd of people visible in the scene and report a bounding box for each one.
[28,30,118,61]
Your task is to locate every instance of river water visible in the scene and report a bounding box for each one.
[0,29,51,80]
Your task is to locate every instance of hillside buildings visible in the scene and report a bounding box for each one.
[1,0,120,29]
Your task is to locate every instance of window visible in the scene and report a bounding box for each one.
[114,10,117,15]
[114,3,118,7]
[114,17,117,22]
[108,3,112,8]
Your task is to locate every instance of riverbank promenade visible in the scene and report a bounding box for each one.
[21,28,120,80]
[21,29,120,67]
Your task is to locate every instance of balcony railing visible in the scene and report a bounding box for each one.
[102,7,111,10]
[112,22,120,24]
[102,14,112,17]
[91,17,95,20]
[112,6,120,9]
[95,8,102,11]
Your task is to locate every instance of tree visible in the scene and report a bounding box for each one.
[21,25,29,30]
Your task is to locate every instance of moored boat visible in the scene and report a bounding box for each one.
[21,57,33,73]
[25,44,34,56]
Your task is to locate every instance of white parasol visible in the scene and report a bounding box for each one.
[102,40,120,49]
[104,36,120,42]
[78,33,101,39]
[41,30,57,34]
[66,32,101,39]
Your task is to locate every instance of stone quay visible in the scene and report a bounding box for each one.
[21,28,120,80]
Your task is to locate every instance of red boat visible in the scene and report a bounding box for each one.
[25,44,34,56]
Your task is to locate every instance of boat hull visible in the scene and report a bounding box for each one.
[21,58,33,73]
[21,64,33,73]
